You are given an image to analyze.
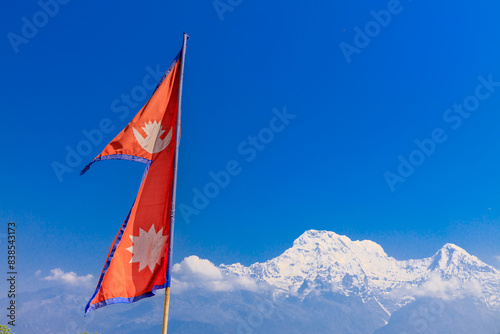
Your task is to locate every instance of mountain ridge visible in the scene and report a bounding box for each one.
[220,229,500,311]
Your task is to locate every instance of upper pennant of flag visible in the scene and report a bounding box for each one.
[80,51,182,176]
[126,225,168,273]
[132,120,173,154]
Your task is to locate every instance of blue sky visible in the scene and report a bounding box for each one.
[1,0,500,308]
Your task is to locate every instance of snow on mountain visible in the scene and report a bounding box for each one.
[220,229,500,310]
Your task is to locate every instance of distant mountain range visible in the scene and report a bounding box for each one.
[222,230,500,312]
[10,230,500,334]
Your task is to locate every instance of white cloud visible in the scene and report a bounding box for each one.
[390,272,482,301]
[495,255,500,262]
[171,255,263,294]
[43,268,94,287]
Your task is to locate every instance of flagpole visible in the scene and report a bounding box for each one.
[162,32,189,334]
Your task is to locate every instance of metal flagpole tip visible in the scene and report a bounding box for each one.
[183,32,190,39]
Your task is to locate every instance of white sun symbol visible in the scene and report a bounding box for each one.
[132,120,172,154]
[126,225,168,273]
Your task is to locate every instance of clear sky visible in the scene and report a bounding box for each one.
[1,0,500,300]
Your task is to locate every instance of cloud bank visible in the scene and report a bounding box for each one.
[43,268,94,287]
[171,255,263,294]
[390,272,482,300]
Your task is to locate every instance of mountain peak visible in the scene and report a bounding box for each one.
[428,242,494,275]
[294,229,387,257]
[441,243,465,252]
[433,242,471,264]
[294,229,346,245]
[297,229,342,239]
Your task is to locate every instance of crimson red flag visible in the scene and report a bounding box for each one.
[83,51,181,313]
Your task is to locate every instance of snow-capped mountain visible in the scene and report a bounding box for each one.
[221,230,500,311]
[11,229,500,334]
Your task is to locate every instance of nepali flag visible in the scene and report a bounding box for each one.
[82,50,182,313]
